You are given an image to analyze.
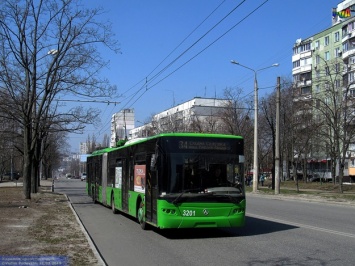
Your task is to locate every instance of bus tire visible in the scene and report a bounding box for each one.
[111,194,117,214]
[137,201,147,230]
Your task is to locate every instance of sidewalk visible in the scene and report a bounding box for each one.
[248,188,355,207]
[0,178,54,188]
[0,178,105,266]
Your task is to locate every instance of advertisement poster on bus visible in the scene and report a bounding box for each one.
[115,167,122,188]
[134,165,146,193]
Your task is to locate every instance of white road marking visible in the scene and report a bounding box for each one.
[248,213,355,238]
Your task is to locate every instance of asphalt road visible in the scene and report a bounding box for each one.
[55,178,355,266]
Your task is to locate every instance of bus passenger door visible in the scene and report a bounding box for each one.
[146,154,157,225]
[122,158,129,212]
[101,153,108,205]
[93,159,101,203]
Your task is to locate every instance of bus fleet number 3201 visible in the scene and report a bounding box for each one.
[182,210,196,216]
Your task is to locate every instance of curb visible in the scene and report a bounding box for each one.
[247,191,355,207]
[64,194,107,266]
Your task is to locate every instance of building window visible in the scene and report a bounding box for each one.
[325,36,329,46]
[350,89,355,97]
[349,71,355,82]
[343,42,349,52]
[349,21,355,32]
[293,42,311,55]
[293,60,300,68]
[336,79,341,88]
[315,40,320,50]
[325,51,330,61]
[315,85,320,93]
[315,55,320,65]
[335,32,340,42]
[335,47,341,57]
[301,86,311,94]
[335,63,340,73]
[300,72,311,81]
[300,57,311,66]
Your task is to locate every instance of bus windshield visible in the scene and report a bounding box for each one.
[162,153,244,195]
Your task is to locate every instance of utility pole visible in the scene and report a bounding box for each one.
[230,60,279,193]
[275,77,281,194]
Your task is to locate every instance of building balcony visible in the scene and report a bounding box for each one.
[296,79,312,87]
[342,29,354,43]
[342,48,355,60]
[292,50,312,61]
[293,93,312,102]
[292,64,312,75]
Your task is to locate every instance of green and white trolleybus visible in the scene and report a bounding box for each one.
[86,133,246,230]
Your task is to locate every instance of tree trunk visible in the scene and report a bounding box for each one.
[339,163,344,193]
[31,140,40,193]
[23,126,32,199]
[31,163,38,193]
[293,162,299,193]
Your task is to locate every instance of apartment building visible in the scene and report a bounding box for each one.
[79,142,88,155]
[110,109,135,147]
[129,97,229,139]
[291,0,355,178]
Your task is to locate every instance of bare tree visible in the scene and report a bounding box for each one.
[102,133,110,148]
[292,98,319,190]
[219,88,253,136]
[192,115,218,133]
[312,58,355,193]
[218,87,254,174]
[0,0,120,198]
[279,82,294,182]
[42,131,67,180]
[259,77,298,190]
[259,95,276,186]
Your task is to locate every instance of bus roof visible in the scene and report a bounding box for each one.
[88,132,243,157]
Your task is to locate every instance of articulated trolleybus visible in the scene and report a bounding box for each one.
[86,133,245,230]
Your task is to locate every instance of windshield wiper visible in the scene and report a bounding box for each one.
[172,188,205,204]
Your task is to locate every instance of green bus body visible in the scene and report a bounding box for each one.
[86,133,246,230]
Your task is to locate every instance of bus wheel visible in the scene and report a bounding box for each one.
[111,194,117,214]
[137,202,147,230]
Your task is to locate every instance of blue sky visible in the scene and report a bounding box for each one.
[69,0,341,151]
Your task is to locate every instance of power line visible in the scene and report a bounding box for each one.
[119,0,228,97]
[143,0,248,88]
[91,0,270,143]
[55,99,120,105]
[130,0,270,100]
[146,0,228,80]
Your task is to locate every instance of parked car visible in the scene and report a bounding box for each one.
[309,174,332,182]
[2,172,20,180]
[81,173,87,181]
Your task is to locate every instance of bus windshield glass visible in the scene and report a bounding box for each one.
[162,152,244,195]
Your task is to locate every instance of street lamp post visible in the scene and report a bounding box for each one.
[231,60,279,193]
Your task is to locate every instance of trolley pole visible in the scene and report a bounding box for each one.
[275,77,281,194]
